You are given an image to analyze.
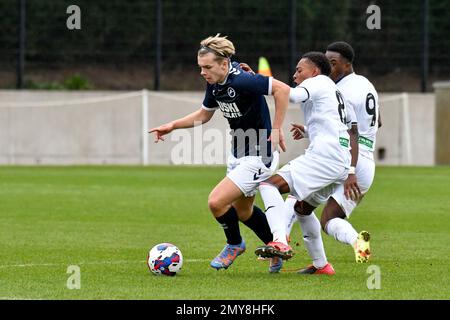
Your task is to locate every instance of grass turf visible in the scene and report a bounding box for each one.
[0,166,449,300]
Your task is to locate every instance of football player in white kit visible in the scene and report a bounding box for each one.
[254,52,360,275]
[287,41,380,265]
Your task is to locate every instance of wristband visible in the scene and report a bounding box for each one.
[348,166,356,175]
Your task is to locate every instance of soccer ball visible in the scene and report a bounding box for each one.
[147,243,183,276]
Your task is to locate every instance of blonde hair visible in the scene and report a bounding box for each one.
[198,34,235,61]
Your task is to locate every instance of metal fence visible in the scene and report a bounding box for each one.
[1,0,448,92]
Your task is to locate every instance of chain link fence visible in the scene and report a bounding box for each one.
[0,0,448,91]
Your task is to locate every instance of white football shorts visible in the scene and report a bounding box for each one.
[277,153,349,208]
[227,151,279,197]
[331,151,375,217]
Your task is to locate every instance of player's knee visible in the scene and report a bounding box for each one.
[294,201,313,216]
[320,208,331,232]
[260,175,289,194]
[321,199,346,232]
[320,208,340,233]
[208,196,225,215]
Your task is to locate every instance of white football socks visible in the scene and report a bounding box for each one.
[284,196,328,268]
[258,183,288,245]
[297,212,328,269]
[284,196,297,236]
[325,218,358,246]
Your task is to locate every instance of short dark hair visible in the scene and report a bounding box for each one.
[326,41,355,63]
[302,51,331,76]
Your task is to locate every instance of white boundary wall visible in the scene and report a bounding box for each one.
[0,90,435,165]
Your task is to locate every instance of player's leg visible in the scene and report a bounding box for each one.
[321,196,357,244]
[322,194,370,263]
[209,151,280,270]
[208,177,247,270]
[258,153,344,261]
[284,155,348,275]
[224,152,278,245]
[285,195,298,238]
[226,153,286,272]
[259,174,291,242]
[321,197,370,263]
[232,195,283,273]
[261,153,345,262]
[231,152,282,246]
[255,174,294,260]
[208,175,247,216]
[292,199,335,275]
[322,156,375,263]
[233,196,273,245]
[284,196,333,272]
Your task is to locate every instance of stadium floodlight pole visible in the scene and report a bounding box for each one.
[154,0,162,91]
[17,0,26,89]
[288,0,297,86]
[421,0,429,93]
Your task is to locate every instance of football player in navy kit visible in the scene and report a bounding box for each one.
[149,34,290,270]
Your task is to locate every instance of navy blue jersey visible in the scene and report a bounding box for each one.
[202,61,273,165]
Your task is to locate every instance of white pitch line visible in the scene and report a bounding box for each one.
[0,262,63,268]
[185,259,208,262]
[0,296,44,300]
[0,259,209,269]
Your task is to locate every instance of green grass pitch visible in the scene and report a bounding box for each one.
[0,165,449,300]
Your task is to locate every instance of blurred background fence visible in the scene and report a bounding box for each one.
[1,0,449,92]
[0,90,436,166]
[1,1,449,166]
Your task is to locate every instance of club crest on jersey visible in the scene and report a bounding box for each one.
[227,87,236,98]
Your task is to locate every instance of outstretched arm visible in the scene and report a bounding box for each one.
[270,79,291,152]
[148,107,214,143]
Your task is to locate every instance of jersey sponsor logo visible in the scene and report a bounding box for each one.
[227,87,236,98]
[339,137,349,148]
[358,136,374,149]
[217,101,242,118]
